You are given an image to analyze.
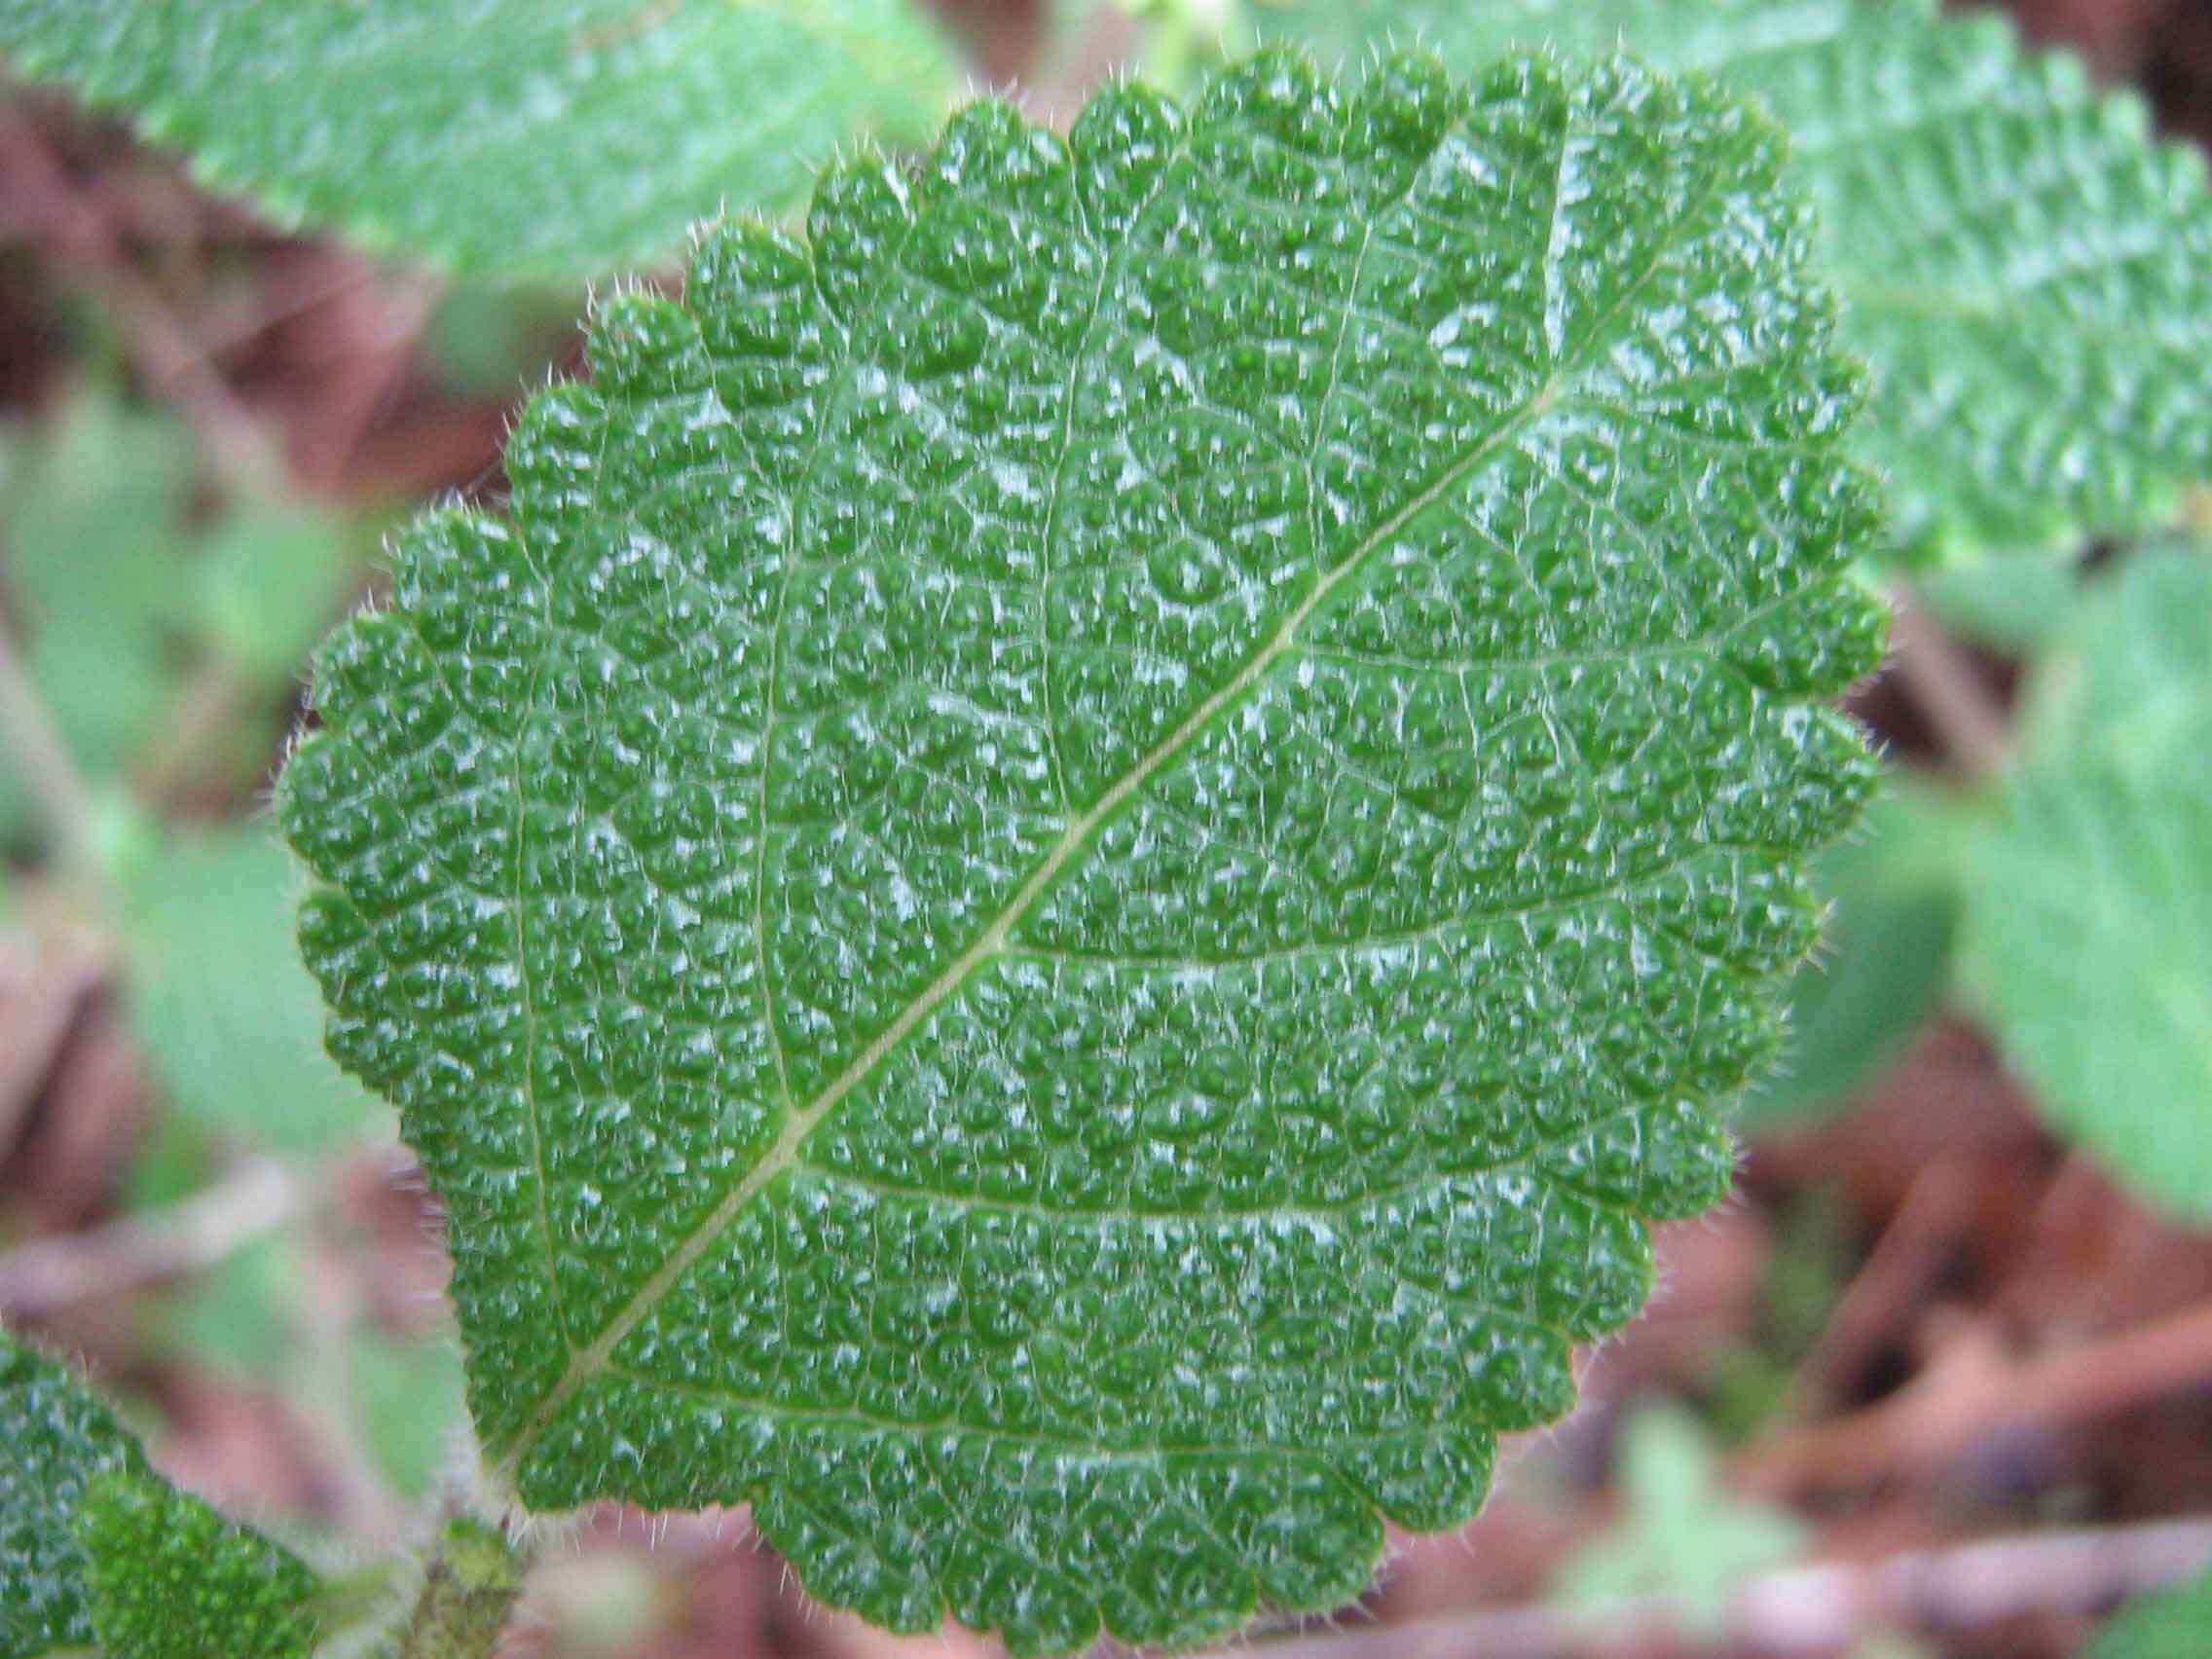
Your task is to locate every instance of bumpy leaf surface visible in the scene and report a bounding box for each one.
[1263,0,2212,562]
[1962,546,2212,1218]
[280,52,1884,1650]
[0,1332,145,1657]
[0,1332,321,1658]
[0,0,959,278]
[76,1471,323,1659]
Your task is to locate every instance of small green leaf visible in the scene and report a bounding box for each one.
[2092,1567,2212,1659]
[1750,774,1979,1124]
[0,0,964,279]
[281,52,1884,1650]
[1554,1404,1805,1632]
[1961,545,2212,1217]
[76,1469,323,1659]
[1261,0,2212,565]
[114,827,385,1157]
[1,1331,147,1658]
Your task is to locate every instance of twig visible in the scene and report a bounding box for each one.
[0,1156,309,1314]
[1885,588,2010,781]
[1742,1298,2212,1497]
[1227,1515,2212,1659]
[0,616,94,858]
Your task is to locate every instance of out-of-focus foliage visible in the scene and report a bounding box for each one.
[1554,1404,1806,1633]
[0,0,963,279]
[1914,554,2083,656]
[2090,1567,2212,1659]
[109,825,383,1156]
[1962,544,2212,1217]
[0,394,363,851]
[1750,775,1980,1124]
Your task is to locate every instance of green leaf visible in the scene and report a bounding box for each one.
[0,0,963,280]
[1961,545,2212,1217]
[1553,1404,1805,1632]
[1,1331,147,1658]
[114,827,385,1157]
[0,394,194,846]
[1913,553,2083,656]
[2092,1567,2212,1659]
[1260,0,2212,564]
[1750,773,1979,1124]
[76,1469,323,1659]
[279,52,1884,1651]
[193,506,362,688]
[0,1330,323,1659]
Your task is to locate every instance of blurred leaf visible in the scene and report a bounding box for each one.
[0,0,964,280]
[194,507,361,688]
[1915,555,2083,656]
[1555,1405,1806,1633]
[77,1467,322,1659]
[2092,1567,2212,1659]
[0,395,194,844]
[424,282,583,397]
[1750,776,1983,1124]
[348,1325,466,1502]
[1962,545,2212,1218]
[114,826,383,1157]
[156,1235,304,1386]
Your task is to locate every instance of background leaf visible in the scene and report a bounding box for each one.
[1259,0,2212,564]
[113,826,384,1157]
[280,50,1884,1651]
[1749,774,1980,1125]
[0,0,964,279]
[1553,1404,1806,1633]
[1961,544,2212,1216]
[2090,1567,2212,1659]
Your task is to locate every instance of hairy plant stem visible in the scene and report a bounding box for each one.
[394,1518,529,1659]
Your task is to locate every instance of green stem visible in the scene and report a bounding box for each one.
[394,1519,528,1659]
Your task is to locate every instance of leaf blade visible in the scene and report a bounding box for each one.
[280,52,1885,1649]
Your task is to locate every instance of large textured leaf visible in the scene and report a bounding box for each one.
[1961,546,2212,1218]
[280,52,1885,1650]
[0,1331,321,1658]
[0,0,961,279]
[1261,0,2212,563]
